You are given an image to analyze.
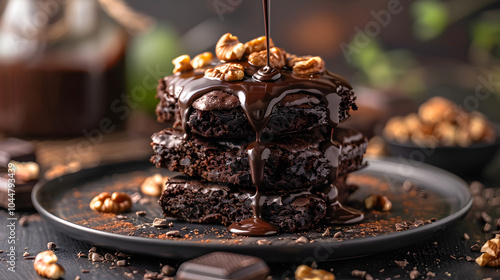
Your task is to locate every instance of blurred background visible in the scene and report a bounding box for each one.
[0,0,499,177]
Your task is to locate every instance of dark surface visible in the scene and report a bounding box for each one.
[1,157,499,279]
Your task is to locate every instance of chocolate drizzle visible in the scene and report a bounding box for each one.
[163,0,363,235]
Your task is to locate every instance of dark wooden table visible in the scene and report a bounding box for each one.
[1,121,499,279]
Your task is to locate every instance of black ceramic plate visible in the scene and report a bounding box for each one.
[32,158,472,262]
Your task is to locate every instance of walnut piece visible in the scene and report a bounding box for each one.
[364,194,392,212]
[292,56,325,75]
[476,237,500,267]
[191,52,213,69]
[141,174,168,197]
[34,250,65,279]
[172,54,193,74]
[205,63,244,82]
[215,33,245,61]
[10,161,40,181]
[295,264,335,280]
[248,47,286,69]
[244,36,274,54]
[90,192,132,213]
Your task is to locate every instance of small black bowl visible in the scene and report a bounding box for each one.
[384,137,500,177]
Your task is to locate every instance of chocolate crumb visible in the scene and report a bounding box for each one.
[351,269,366,278]
[90,252,104,262]
[77,252,87,258]
[75,276,81,280]
[463,233,470,241]
[483,223,492,232]
[296,236,308,244]
[257,239,270,246]
[115,215,128,220]
[47,242,56,250]
[409,270,420,280]
[365,274,374,280]
[116,259,127,266]
[19,216,29,226]
[81,269,90,273]
[136,210,147,216]
[124,272,134,278]
[168,222,174,227]
[449,255,456,260]
[322,228,330,237]
[394,259,408,267]
[481,212,492,223]
[89,246,97,253]
[23,256,35,260]
[22,252,29,257]
[0,250,3,253]
[413,220,424,227]
[161,264,176,276]
[496,218,500,230]
[104,253,115,261]
[465,256,475,262]
[166,230,181,237]
[426,271,436,277]
[153,218,170,228]
[333,231,343,239]
[144,271,158,279]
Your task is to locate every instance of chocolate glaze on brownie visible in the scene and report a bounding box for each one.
[150,127,367,193]
[159,176,327,232]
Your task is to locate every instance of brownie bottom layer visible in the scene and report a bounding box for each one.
[159,176,327,233]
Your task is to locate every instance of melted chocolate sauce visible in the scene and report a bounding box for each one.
[166,0,362,235]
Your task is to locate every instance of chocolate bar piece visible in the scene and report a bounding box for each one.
[177,252,269,280]
[0,173,36,210]
[0,138,36,167]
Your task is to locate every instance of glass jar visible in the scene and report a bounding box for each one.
[0,0,128,136]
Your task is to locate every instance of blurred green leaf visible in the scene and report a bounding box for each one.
[126,23,182,113]
[472,14,500,56]
[411,0,449,41]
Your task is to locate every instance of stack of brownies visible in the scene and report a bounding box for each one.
[150,33,368,233]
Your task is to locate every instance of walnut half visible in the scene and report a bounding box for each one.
[216,33,246,61]
[476,237,500,267]
[34,250,65,279]
[89,192,132,213]
[248,47,286,69]
[205,63,244,82]
[172,55,193,74]
[295,264,335,280]
[292,56,325,75]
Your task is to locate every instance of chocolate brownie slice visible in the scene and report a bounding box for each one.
[156,84,356,139]
[150,127,367,193]
[158,176,327,232]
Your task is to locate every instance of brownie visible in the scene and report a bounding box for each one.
[156,83,356,139]
[151,127,366,192]
[159,176,327,232]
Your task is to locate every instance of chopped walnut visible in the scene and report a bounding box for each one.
[248,47,286,69]
[34,250,65,279]
[476,237,500,267]
[172,54,193,74]
[244,36,274,54]
[9,161,39,181]
[295,264,335,280]
[292,56,325,75]
[89,192,132,213]
[191,52,214,69]
[141,174,168,197]
[364,194,392,212]
[205,63,244,82]
[215,33,245,61]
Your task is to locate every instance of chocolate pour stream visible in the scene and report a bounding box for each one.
[166,0,362,236]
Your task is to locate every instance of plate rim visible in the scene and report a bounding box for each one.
[32,158,473,262]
